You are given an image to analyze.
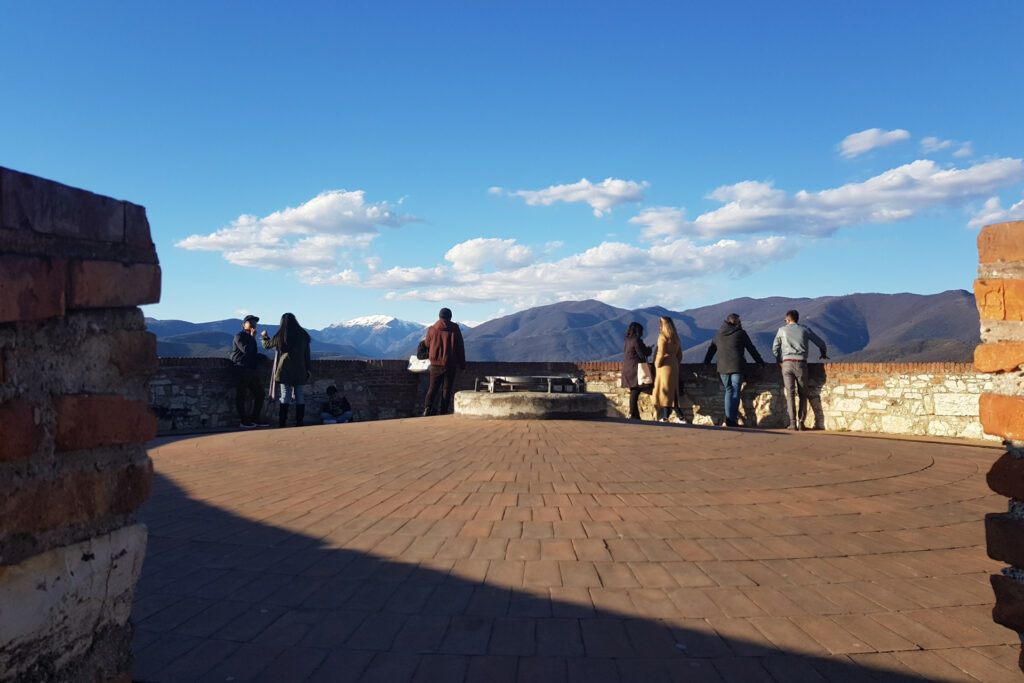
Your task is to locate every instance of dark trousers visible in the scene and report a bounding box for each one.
[629,387,642,420]
[234,368,264,421]
[425,366,459,415]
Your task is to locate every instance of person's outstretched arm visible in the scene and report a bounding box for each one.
[743,332,764,364]
[703,341,716,364]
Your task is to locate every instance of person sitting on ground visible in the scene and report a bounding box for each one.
[320,386,353,424]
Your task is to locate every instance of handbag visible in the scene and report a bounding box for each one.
[637,361,654,386]
[416,339,429,360]
[408,355,431,372]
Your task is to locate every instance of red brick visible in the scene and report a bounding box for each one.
[109,330,158,377]
[54,394,156,452]
[975,278,1024,321]
[990,574,1024,634]
[0,400,43,462]
[0,166,125,241]
[985,513,1024,567]
[0,459,152,536]
[988,452,1024,500]
[980,393,1024,441]
[979,221,1024,264]
[68,260,161,309]
[0,254,66,323]
[975,342,1024,373]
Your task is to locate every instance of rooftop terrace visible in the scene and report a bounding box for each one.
[133,417,1019,682]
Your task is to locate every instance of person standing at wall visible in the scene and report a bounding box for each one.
[230,314,268,428]
[423,307,466,416]
[653,317,687,423]
[261,312,312,427]
[772,309,828,431]
[704,313,765,427]
[621,321,653,421]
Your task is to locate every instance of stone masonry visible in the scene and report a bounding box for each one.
[0,167,159,682]
[152,357,995,441]
[975,220,1024,672]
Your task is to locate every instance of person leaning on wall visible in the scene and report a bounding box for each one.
[703,313,764,427]
[772,309,828,431]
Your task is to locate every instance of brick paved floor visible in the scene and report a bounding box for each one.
[133,418,1021,682]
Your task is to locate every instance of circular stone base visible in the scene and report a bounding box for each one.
[454,390,607,420]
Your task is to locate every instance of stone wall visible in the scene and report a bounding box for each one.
[974,220,1024,671]
[0,167,159,682]
[152,356,995,441]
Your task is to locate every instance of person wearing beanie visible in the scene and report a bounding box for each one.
[423,307,466,415]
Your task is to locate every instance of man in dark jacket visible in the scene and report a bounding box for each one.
[423,307,466,416]
[231,314,267,428]
[703,314,764,427]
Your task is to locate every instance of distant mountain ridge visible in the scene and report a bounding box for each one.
[149,290,979,362]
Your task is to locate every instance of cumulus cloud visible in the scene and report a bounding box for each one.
[641,158,1024,240]
[176,190,420,269]
[921,136,953,153]
[497,177,647,217]
[308,233,793,310]
[839,128,911,158]
[444,237,535,273]
[968,194,1024,229]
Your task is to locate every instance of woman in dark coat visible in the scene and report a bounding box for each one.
[621,321,652,420]
[260,312,312,427]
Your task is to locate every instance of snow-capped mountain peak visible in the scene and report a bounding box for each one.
[334,315,397,330]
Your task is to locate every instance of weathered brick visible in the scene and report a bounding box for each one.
[0,400,43,462]
[0,460,152,537]
[0,254,66,323]
[68,261,161,309]
[979,221,1024,264]
[985,512,1024,567]
[988,452,1024,500]
[54,395,156,452]
[123,201,153,247]
[0,166,125,241]
[975,279,1024,321]
[109,330,158,378]
[975,342,1024,373]
[990,573,1024,633]
[980,393,1024,441]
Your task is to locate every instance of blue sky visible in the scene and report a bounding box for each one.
[3,2,1023,329]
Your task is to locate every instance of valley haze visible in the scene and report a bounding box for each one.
[149,290,979,364]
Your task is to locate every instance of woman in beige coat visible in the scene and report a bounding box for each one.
[653,317,686,423]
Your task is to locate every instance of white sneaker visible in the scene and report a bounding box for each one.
[658,417,668,423]
[669,415,687,424]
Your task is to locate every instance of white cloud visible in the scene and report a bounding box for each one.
[321,234,793,310]
[176,190,420,269]
[839,128,911,158]
[646,157,1024,240]
[444,237,535,273]
[921,136,953,153]
[968,194,1024,229]
[954,142,974,158]
[498,177,647,217]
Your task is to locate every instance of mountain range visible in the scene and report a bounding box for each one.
[148,289,980,363]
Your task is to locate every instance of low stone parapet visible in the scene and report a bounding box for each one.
[454,389,607,420]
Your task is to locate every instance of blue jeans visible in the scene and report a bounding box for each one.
[279,384,305,405]
[720,373,742,422]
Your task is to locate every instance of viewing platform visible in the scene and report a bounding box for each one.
[132,417,1018,682]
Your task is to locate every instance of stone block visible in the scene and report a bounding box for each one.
[833,398,863,412]
[108,330,158,378]
[0,525,146,680]
[0,400,42,462]
[986,513,1024,567]
[0,254,66,323]
[933,393,980,416]
[68,260,161,309]
[975,278,1024,321]
[880,414,915,433]
[123,201,153,247]
[0,167,125,241]
[979,221,1024,264]
[988,451,1024,500]
[991,574,1024,634]
[980,393,1024,440]
[976,342,1024,373]
[54,395,156,452]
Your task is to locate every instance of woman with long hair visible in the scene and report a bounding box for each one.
[621,321,652,420]
[653,316,686,423]
[260,312,312,427]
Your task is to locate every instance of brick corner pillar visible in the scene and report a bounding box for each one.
[0,167,159,681]
[974,219,1024,671]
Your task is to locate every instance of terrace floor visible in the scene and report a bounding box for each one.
[133,418,1020,682]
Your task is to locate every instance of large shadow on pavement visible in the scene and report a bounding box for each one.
[132,472,937,683]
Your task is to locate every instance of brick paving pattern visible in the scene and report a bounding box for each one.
[134,418,1020,682]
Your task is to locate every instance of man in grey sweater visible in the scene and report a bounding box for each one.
[772,309,828,430]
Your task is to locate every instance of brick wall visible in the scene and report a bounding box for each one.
[975,220,1024,671]
[152,356,996,441]
[0,167,159,681]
